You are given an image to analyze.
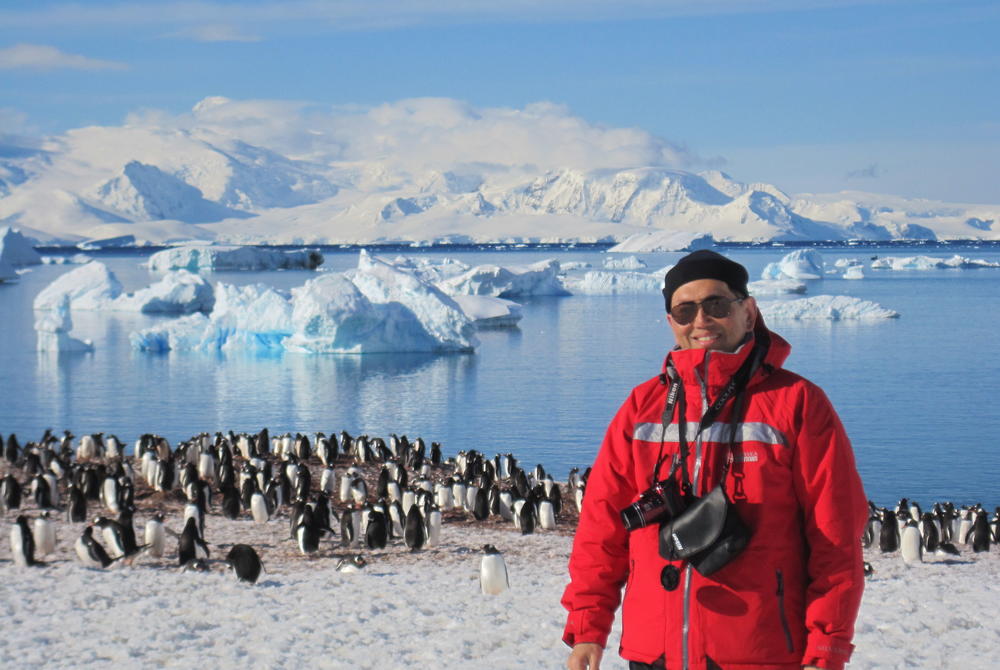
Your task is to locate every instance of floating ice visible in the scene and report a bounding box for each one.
[843,265,865,280]
[132,251,477,354]
[870,255,1000,271]
[608,231,714,253]
[748,279,808,296]
[0,227,42,267]
[602,255,646,270]
[41,254,93,265]
[33,261,124,311]
[34,297,93,353]
[451,295,522,328]
[562,271,662,295]
[148,245,324,272]
[437,259,569,298]
[758,295,898,320]
[385,256,471,284]
[117,270,215,314]
[761,249,825,280]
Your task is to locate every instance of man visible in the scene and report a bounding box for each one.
[562,250,867,670]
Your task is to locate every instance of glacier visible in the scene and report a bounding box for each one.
[148,245,324,272]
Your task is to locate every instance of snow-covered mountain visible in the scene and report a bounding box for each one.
[1,111,996,246]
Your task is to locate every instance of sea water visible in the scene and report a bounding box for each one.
[1,245,998,507]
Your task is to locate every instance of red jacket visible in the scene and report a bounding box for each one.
[562,319,867,670]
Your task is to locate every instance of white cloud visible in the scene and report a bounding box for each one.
[166,24,262,42]
[126,96,694,173]
[0,44,127,71]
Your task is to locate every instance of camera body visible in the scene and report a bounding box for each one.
[620,478,687,531]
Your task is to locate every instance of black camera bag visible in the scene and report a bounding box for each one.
[658,481,751,576]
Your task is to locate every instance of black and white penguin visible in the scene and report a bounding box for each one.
[365,509,388,550]
[144,512,166,559]
[250,490,270,524]
[67,482,87,523]
[33,511,56,558]
[295,507,321,555]
[75,525,113,568]
[480,544,510,595]
[178,516,209,567]
[919,512,939,553]
[426,505,442,547]
[340,506,356,546]
[404,503,425,551]
[10,515,40,567]
[220,485,241,520]
[0,474,21,511]
[936,541,961,557]
[518,497,536,535]
[900,519,923,566]
[538,499,557,530]
[879,509,899,552]
[336,554,367,573]
[225,544,263,584]
[473,487,490,521]
[971,510,991,553]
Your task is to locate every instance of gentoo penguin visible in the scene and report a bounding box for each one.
[0,474,21,511]
[472,487,490,521]
[340,506,356,546]
[295,507,320,555]
[538,499,557,530]
[225,544,263,584]
[958,508,975,545]
[67,483,87,523]
[250,490,270,524]
[426,505,442,547]
[178,516,209,567]
[33,511,57,558]
[220,485,241,520]
[920,512,940,553]
[336,554,367,573]
[862,561,874,577]
[518,497,536,535]
[144,512,166,558]
[404,503,425,551]
[971,510,991,553]
[75,525,113,568]
[900,519,923,566]
[365,509,388,550]
[879,509,899,552]
[480,544,510,595]
[10,515,40,567]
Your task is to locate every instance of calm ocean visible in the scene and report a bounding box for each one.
[2,245,998,507]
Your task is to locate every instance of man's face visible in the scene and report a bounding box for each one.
[667,279,756,353]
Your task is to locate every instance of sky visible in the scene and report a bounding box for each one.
[0,0,998,204]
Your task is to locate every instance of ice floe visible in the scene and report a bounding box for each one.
[437,259,569,298]
[758,295,899,320]
[870,254,1000,271]
[33,261,124,311]
[34,296,93,353]
[148,245,324,272]
[561,270,662,295]
[602,255,646,270]
[748,279,808,296]
[761,249,825,280]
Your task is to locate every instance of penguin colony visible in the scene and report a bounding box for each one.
[0,429,586,584]
[862,497,999,569]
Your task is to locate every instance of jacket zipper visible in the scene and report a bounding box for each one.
[682,358,711,670]
[775,569,794,653]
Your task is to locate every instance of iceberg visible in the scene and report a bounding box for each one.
[451,295,522,328]
[33,262,214,314]
[41,254,93,265]
[870,255,1000,271]
[562,271,662,295]
[603,255,646,270]
[843,265,865,280]
[437,259,569,298]
[148,245,324,272]
[0,227,42,267]
[758,295,898,320]
[748,279,808,296]
[34,297,94,353]
[608,231,714,253]
[761,249,825,280]
[131,251,477,354]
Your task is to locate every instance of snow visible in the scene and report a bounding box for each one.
[33,296,93,352]
[0,227,42,266]
[870,254,1000,271]
[131,252,477,354]
[437,259,570,298]
[561,271,662,295]
[148,245,324,272]
[607,230,714,253]
[451,295,523,328]
[758,295,899,320]
[761,249,825,280]
[602,255,646,270]
[748,279,808,296]
[33,262,214,315]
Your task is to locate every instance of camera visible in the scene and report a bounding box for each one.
[620,478,687,531]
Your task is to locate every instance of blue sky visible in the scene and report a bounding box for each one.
[0,0,997,203]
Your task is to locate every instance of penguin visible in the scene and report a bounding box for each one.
[971,510,991,553]
[404,503,425,551]
[336,554,367,573]
[0,474,22,511]
[10,515,41,567]
[518,497,536,535]
[388,499,405,538]
[31,474,53,509]
[225,544,263,584]
[250,491,270,524]
[473,486,490,521]
[498,490,514,522]
[75,525,113,569]
[340,506,356,546]
[67,482,87,523]
[480,544,510,595]
[365,509,388,550]
[426,505,442,547]
[862,561,874,578]
[920,512,940,553]
[33,511,57,558]
[178,516,209,566]
[900,519,923,566]
[862,514,881,549]
[144,512,166,559]
[879,509,899,552]
[350,477,368,505]
[220,485,241,520]
[958,508,974,545]
[936,541,961,556]
[295,507,321,555]
[537,499,557,530]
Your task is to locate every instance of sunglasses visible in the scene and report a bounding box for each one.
[669,296,744,325]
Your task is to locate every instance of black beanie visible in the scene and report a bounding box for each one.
[662,250,749,313]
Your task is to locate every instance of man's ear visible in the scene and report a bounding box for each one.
[743,296,758,332]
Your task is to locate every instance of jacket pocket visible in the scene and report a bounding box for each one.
[775,569,794,653]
